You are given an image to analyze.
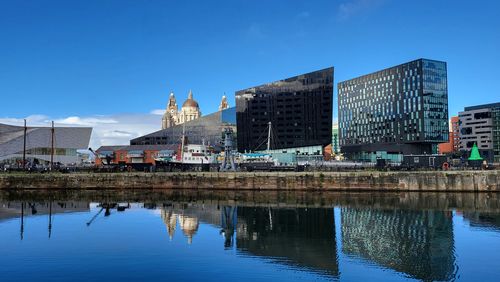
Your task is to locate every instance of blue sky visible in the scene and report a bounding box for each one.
[1,0,499,146]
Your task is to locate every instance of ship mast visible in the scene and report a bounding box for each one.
[50,121,55,171]
[180,122,186,161]
[23,119,27,169]
[267,121,272,153]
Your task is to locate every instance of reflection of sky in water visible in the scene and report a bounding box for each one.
[0,199,499,282]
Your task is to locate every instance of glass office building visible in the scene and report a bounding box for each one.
[236,68,334,154]
[338,59,449,162]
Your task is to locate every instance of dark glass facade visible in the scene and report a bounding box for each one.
[235,68,333,153]
[237,207,338,278]
[338,59,449,161]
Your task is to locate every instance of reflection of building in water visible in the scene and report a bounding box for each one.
[341,208,456,281]
[0,201,90,240]
[463,212,500,232]
[159,203,222,244]
[220,206,237,248]
[236,207,338,277]
[0,201,90,222]
[160,209,177,240]
[179,215,199,244]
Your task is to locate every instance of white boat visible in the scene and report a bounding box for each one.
[171,144,217,165]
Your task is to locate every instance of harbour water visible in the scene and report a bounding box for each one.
[1,190,499,281]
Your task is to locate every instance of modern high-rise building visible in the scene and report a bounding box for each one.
[338,59,449,162]
[458,102,500,163]
[236,68,334,156]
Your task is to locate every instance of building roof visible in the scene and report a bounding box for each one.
[0,123,92,158]
[464,102,500,112]
[96,144,178,153]
[182,90,199,108]
[131,107,236,145]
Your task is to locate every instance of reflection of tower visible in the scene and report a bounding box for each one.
[220,206,237,248]
[179,214,199,244]
[161,209,177,240]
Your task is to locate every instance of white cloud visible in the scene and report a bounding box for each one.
[54,116,119,126]
[150,109,166,115]
[337,0,386,21]
[0,114,50,125]
[0,112,163,149]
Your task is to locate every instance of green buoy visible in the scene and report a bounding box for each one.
[468,143,483,161]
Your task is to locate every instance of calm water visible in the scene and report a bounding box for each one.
[1,190,499,282]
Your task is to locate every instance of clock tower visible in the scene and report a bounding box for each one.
[162,92,179,129]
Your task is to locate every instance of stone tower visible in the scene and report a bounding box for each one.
[219,94,229,111]
[162,92,179,129]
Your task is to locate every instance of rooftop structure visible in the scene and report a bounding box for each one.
[0,123,92,165]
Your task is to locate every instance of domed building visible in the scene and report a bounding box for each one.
[179,90,201,124]
[161,90,202,129]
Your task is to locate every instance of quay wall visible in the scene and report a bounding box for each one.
[0,171,499,192]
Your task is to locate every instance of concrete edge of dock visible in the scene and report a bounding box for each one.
[0,170,499,192]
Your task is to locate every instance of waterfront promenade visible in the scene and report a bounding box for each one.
[0,170,499,191]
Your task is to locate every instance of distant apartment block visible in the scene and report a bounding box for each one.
[338,59,449,162]
[458,102,500,163]
[438,116,459,154]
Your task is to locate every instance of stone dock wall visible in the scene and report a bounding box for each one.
[0,171,499,192]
